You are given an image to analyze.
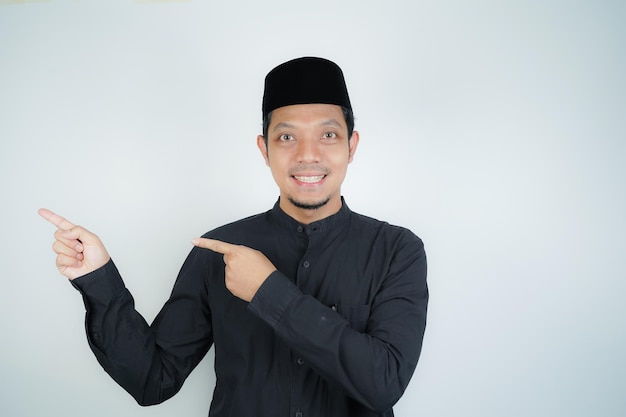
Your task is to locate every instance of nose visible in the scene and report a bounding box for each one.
[295,136,321,163]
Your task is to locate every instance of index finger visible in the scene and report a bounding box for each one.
[38,208,76,231]
[191,238,237,255]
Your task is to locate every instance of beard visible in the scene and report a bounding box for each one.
[288,196,331,211]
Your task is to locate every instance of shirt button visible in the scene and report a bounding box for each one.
[302,261,310,268]
[297,226,304,233]
[297,358,305,365]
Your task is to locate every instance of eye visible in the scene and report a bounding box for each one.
[279,134,294,141]
[322,132,337,140]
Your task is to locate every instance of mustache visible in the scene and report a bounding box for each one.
[288,165,330,176]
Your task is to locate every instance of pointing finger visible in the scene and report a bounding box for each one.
[191,238,238,255]
[38,208,76,231]
[41,209,103,247]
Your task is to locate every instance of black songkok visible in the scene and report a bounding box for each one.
[262,57,352,118]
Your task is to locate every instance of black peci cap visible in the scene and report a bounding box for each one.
[262,57,352,117]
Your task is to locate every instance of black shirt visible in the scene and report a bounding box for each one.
[72,199,428,417]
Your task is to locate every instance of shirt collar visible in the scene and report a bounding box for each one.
[269,197,351,235]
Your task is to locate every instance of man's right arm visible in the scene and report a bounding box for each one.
[39,209,213,405]
[70,254,213,405]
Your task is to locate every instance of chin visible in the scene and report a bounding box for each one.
[288,196,330,211]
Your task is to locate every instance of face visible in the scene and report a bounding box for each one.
[257,103,359,224]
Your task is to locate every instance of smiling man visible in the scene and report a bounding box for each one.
[40,57,428,417]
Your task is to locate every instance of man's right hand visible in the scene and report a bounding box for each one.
[39,208,111,280]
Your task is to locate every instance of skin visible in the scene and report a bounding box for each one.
[257,103,359,225]
[38,208,110,281]
[40,103,359,302]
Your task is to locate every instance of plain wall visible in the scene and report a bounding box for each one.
[1,1,625,416]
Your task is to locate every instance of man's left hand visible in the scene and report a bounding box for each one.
[192,238,277,302]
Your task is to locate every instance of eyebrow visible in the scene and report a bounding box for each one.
[319,119,343,128]
[272,122,296,132]
[271,119,343,133]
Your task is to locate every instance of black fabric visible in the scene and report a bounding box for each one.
[262,57,352,117]
[71,199,428,417]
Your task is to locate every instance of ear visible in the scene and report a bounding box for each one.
[257,135,270,166]
[348,130,360,163]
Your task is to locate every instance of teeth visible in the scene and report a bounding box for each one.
[294,175,324,183]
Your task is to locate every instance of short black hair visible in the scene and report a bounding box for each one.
[262,106,355,146]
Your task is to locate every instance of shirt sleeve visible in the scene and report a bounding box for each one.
[247,230,428,413]
[70,248,213,406]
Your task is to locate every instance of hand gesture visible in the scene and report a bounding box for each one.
[39,208,111,280]
[192,238,276,302]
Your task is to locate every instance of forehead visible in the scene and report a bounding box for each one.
[269,104,346,130]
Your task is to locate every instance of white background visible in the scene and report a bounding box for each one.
[1,1,625,416]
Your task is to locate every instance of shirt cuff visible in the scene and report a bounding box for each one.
[247,270,301,329]
[70,259,126,306]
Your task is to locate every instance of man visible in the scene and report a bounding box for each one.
[40,57,428,417]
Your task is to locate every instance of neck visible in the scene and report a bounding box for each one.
[279,195,342,224]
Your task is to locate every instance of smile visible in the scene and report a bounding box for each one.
[293,175,325,183]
